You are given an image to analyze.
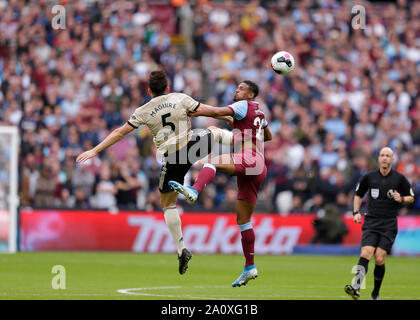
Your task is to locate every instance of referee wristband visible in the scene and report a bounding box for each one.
[353,210,360,216]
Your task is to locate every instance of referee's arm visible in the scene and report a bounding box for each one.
[392,191,414,204]
[394,175,416,204]
[353,195,363,223]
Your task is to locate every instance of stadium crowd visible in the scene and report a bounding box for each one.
[1,0,420,214]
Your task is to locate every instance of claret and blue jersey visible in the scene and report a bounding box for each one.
[227,100,268,128]
[227,100,268,150]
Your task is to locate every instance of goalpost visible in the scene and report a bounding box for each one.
[0,126,19,253]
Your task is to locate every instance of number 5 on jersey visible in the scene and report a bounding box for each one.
[161,113,176,132]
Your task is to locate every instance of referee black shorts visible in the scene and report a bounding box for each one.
[361,217,398,254]
[361,228,397,254]
[159,129,214,193]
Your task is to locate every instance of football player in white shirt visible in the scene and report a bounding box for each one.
[77,70,232,275]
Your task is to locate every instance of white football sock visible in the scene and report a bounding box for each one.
[220,129,233,146]
[163,206,185,255]
[210,127,233,146]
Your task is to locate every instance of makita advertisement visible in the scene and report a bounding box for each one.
[18,210,420,256]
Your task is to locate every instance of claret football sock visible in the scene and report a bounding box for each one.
[192,163,216,194]
[239,222,255,268]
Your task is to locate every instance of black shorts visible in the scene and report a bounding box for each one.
[159,129,213,193]
[361,217,398,254]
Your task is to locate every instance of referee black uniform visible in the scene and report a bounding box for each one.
[345,147,415,300]
[355,168,414,253]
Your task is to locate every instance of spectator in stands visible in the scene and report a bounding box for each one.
[34,166,56,207]
[72,161,95,199]
[114,162,141,209]
[94,164,117,209]
[21,153,39,207]
[73,187,90,209]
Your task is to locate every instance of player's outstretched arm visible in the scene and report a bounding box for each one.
[190,104,234,127]
[190,104,234,118]
[76,123,135,163]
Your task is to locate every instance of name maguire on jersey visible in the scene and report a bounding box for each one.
[149,103,177,118]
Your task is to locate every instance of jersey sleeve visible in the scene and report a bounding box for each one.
[227,100,248,120]
[127,109,144,128]
[182,94,201,112]
[355,174,369,197]
[399,175,415,197]
[263,118,268,128]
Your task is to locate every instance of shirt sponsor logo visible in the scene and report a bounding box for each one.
[371,188,379,199]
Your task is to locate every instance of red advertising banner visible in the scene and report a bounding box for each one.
[19,210,363,254]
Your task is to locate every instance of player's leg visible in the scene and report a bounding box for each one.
[232,164,266,288]
[232,199,259,288]
[169,154,236,202]
[208,126,233,146]
[159,160,192,275]
[193,153,236,191]
[160,190,192,275]
[237,199,256,267]
[371,247,387,300]
[160,191,185,255]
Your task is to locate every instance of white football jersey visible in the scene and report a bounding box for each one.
[128,93,200,155]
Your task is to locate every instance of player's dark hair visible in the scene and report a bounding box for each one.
[148,70,168,95]
[242,80,259,99]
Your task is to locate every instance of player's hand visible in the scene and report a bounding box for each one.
[76,149,98,163]
[392,190,402,203]
[353,213,362,224]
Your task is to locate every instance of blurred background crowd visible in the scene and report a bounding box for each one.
[1,0,420,215]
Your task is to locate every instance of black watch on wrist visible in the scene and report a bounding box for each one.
[353,210,360,216]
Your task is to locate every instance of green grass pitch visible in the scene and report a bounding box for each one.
[0,252,419,300]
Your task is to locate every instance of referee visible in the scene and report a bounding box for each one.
[344,147,415,300]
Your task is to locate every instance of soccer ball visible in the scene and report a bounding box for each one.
[271,51,295,75]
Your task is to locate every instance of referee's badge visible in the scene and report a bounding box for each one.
[371,188,379,199]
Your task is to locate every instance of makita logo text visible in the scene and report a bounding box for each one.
[127,216,301,254]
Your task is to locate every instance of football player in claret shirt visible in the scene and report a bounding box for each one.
[169,80,272,287]
[345,147,415,300]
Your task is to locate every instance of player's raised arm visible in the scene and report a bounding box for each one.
[189,104,234,127]
[76,122,135,163]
